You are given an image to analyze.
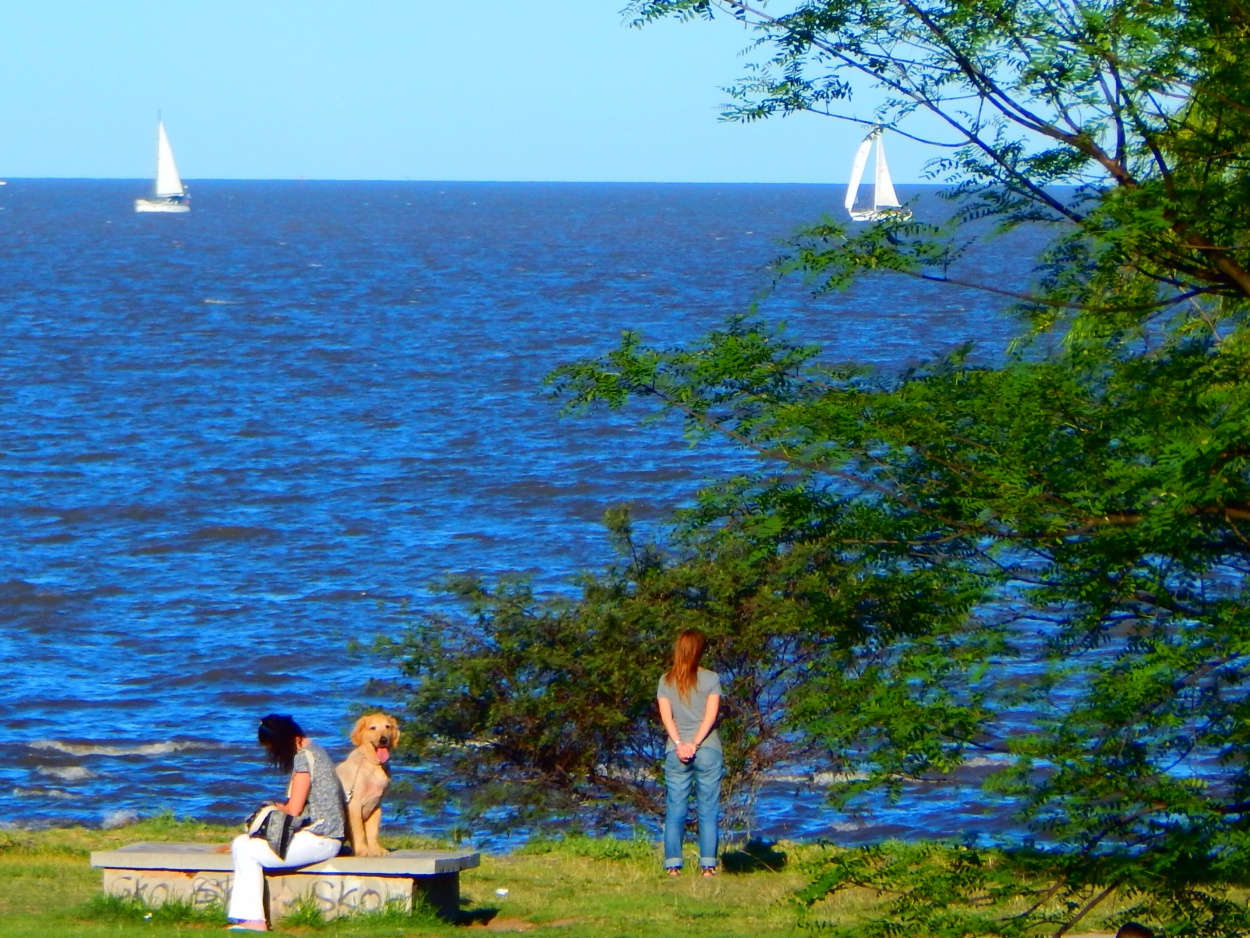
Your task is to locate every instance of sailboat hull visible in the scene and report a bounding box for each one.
[848,207,912,221]
[135,197,190,214]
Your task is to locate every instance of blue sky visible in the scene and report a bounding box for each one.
[0,1,933,183]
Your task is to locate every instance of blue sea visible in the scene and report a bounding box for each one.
[0,179,1039,845]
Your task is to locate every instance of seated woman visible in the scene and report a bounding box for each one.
[227,714,345,931]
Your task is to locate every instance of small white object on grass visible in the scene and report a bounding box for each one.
[495,888,509,897]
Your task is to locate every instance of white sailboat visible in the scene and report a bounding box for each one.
[135,120,189,213]
[844,127,909,221]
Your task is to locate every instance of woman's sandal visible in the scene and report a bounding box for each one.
[667,867,681,877]
[701,866,717,877]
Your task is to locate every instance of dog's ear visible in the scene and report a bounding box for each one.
[350,715,369,747]
[388,717,401,747]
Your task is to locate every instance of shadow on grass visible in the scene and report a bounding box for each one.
[721,839,788,874]
[457,903,502,926]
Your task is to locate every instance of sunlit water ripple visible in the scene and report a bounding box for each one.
[0,180,1040,846]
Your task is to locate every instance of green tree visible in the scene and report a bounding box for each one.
[558,0,1250,934]
[387,1,1250,933]
[383,508,839,834]
[550,318,1250,934]
[626,0,1250,332]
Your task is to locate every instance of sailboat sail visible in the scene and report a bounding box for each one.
[873,134,900,208]
[136,119,190,213]
[845,127,910,221]
[153,122,184,198]
[843,134,875,215]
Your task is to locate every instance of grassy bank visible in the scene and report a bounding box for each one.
[0,818,1164,937]
[0,817,817,937]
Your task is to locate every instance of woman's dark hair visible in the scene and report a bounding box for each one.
[257,714,304,775]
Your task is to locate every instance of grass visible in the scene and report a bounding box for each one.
[0,817,821,937]
[0,818,1200,937]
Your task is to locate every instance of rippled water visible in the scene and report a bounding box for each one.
[0,180,1039,844]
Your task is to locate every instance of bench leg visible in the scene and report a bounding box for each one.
[413,872,460,920]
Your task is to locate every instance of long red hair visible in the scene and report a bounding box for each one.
[665,629,707,703]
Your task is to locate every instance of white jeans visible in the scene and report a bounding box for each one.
[227,831,342,922]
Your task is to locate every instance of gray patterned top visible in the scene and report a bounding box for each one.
[292,742,345,839]
[657,668,723,752]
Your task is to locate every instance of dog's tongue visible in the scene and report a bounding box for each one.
[376,747,390,764]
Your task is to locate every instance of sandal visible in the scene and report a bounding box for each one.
[701,866,717,877]
[667,867,681,876]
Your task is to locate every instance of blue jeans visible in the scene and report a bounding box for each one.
[663,746,723,869]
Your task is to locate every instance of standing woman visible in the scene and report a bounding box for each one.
[227,714,345,931]
[657,628,723,876]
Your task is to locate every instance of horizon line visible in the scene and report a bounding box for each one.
[0,176,945,187]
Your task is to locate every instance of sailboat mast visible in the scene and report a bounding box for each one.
[873,132,884,212]
[153,118,161,197]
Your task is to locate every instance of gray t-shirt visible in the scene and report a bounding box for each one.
[657,668,722,752]
[293,742,345,839]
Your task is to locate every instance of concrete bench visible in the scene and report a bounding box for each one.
[90,841,480,922]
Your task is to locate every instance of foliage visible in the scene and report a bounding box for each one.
[793,840,1250,938]
[626,0,1250,339]
[552,0,1250,935]
[384,0,1250,934]
[549,315,1250,856]
[381,506,818,832]
[542,289,1250,935]
[382,560,668,830]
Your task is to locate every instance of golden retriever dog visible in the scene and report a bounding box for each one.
[335,712,401,857]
